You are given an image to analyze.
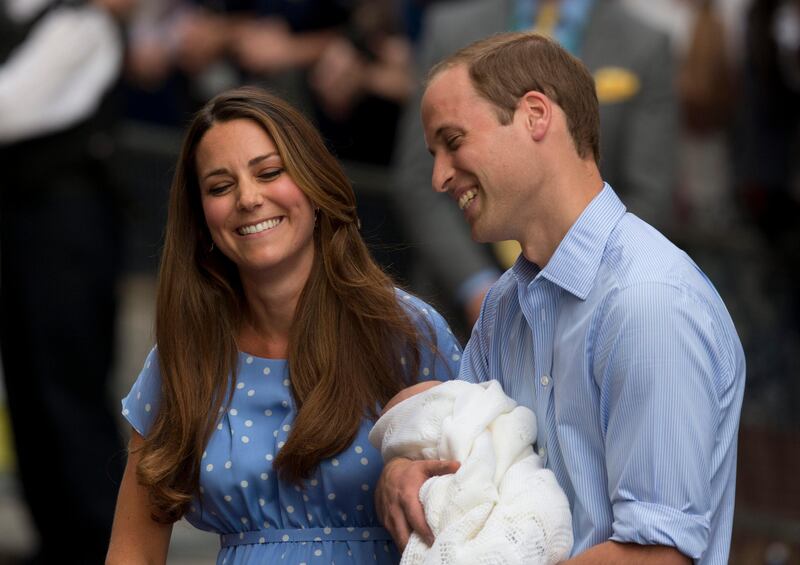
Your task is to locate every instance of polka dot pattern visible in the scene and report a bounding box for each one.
[120,291,462,564]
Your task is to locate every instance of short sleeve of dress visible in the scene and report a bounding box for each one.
[397,290,463,383]
[121,347,162,437]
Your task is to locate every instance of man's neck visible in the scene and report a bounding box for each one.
[519,160,603,268]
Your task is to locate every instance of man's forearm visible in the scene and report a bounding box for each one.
[562,540,691,564]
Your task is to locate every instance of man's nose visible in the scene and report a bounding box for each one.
[431,154,454,194]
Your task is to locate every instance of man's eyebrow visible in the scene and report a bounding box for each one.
[434,125,460,139]
[426,125,461,155]
[202,153,280,180]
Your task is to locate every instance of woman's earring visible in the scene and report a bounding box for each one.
[314,208,319,227]
[208,241,215,253]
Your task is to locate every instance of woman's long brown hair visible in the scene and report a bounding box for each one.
[137,87,432,522]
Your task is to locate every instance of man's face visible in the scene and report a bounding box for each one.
[421,64,535,243]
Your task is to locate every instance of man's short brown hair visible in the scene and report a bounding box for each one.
[429,32,600,163]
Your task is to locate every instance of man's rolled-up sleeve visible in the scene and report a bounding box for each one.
[594,281,726,559]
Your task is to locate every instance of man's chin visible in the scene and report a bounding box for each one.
[469,225,487,243]
[469,222,494,243]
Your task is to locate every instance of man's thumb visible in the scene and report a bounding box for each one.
[425,459,460,477]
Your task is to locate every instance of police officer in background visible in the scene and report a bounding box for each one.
[0,0,134,561]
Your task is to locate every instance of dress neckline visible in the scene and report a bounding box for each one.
[237,351,289,364]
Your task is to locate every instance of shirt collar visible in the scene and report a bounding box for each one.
[512,183,626,300]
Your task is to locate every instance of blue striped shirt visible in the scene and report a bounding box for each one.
[459,184,745,563]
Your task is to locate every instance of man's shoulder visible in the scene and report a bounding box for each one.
[597,217,745,393]
[602,215,704,291]
[597,216,740,342]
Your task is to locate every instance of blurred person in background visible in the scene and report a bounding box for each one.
[106,87,460,564]
[391,0,678,331]
[738,0,800,246]
[0,0,134,561]
[737,0,800,412]
[123,0,352,125]
[309,0,415,167]
[308,0,417,281]
[122,0,198,126]
[622,0,749,233]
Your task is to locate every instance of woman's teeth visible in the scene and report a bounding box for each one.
[238,217,282,235]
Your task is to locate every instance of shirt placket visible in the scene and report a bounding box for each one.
[520,279,557,466]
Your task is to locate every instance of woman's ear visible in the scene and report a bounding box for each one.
[519,91,551,142]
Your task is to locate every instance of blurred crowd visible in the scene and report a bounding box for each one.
[123,0,800,331]
[1,0,799,562]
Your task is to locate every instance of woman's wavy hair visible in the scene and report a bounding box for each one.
[137,86,430,522]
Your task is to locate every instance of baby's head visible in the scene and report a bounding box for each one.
[383,381,442,413]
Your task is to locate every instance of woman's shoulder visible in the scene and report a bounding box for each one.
[121,346,162,436]
[394,288,463,381]
[394,288,452,333]
[395,287,441,318]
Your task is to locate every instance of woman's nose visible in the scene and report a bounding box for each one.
[237,179,265,210]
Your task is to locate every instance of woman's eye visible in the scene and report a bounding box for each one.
[208,184,231,196]
[259,168,283,180]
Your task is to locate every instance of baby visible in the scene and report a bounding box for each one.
[369,379,573,565]
[382,380,442,412]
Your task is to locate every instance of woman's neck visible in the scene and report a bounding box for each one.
[238,262,311,359]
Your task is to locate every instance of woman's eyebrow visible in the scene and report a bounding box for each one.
[202,153,280,180]
[248,152,279,167]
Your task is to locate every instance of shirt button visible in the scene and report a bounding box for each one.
[540,374,550,386]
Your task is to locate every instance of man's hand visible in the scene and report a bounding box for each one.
[375,457,460,550]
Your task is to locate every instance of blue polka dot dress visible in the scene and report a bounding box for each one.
[122,293,462,565]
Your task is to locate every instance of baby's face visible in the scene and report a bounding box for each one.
[383,381,443,413]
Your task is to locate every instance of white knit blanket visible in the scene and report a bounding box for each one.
[369,380,573,565]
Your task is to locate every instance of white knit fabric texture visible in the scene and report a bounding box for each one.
[369,380,573,565]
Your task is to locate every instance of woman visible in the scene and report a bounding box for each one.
[106,86,461,564]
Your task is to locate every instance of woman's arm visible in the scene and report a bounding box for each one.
[106,431,172,565]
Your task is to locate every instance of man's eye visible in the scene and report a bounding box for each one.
[446,136,462,149]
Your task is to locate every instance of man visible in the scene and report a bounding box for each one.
[392,0,677,329]
[376,32,745,563]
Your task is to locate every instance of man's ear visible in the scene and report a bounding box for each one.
[519,91,551,142]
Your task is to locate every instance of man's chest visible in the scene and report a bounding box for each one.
[486,294,605,452]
